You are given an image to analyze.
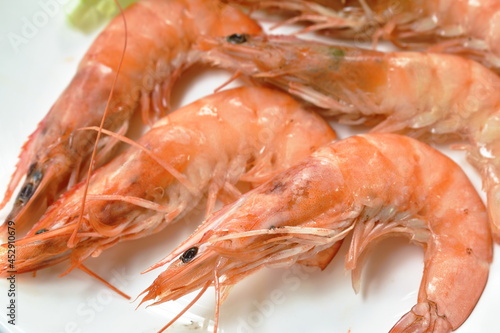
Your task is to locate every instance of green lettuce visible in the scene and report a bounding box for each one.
[67,0,138,32]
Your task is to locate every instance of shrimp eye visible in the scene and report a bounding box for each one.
[18,183,35,203]
[27,163,43,183]
[35,228,48,235]
[27,162,37,174]
[180,247,198,263]
[31,170,43,183]
[226,33,248,44]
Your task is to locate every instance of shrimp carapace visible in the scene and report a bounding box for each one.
[0,86,336,277]
[200,33,500,242]
[141,133,492,333]
[0,0,262,235]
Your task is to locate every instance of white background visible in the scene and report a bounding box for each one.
[0,1,499,332]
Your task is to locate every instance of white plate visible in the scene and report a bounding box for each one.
[0,2,498,333]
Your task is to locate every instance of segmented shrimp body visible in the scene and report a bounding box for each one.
[141,133,492,333]
[0,87,336,276]
[200,33,500,241]
[0,0,262,234]
[229,0,500,71]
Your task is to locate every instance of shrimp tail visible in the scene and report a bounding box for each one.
[389,302,452,333]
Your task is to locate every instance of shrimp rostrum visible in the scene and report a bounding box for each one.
[140,133,492,333]
[0,86,336,277]
[0,0,262,235]
[200,33,500,242]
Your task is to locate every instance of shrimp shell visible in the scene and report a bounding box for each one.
[0,0,262,235]
[140,133,492,333]
[0,86,336,277]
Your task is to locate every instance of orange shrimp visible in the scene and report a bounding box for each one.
[140,133,492,333]
[0,86,336,278]
[226,0,500,72]
[199,33,500,242]
[0,0,262,235]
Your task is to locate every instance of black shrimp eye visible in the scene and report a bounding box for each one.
[18,183,35,203]
[31,170,43,183]
[27,163,37,174]
[226,33,248,44]
[180,247,198,263]
[35,228,48,235]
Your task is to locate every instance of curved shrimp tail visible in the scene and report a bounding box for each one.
[389,302,453,333]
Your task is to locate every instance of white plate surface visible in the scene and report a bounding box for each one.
[0,2,499,333]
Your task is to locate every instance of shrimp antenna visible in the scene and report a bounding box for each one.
[13,224,75,245]
[213,259,226,333]
[214,71,243,93]
[85,194,171,212]
[208,226,352,243]
[73,264,131,300]
[68,0,128,248]
[157,282,211,333]
[78,126,199,195]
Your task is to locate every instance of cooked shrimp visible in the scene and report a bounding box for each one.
[0,86,336,277]
[140,133,492,333]
[0,0,262,235]
[226,0,500,71]
[199,33,500,242]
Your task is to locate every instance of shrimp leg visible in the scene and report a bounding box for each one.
[140,133,492,333]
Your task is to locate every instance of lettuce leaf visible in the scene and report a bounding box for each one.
[67,0,138,32]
